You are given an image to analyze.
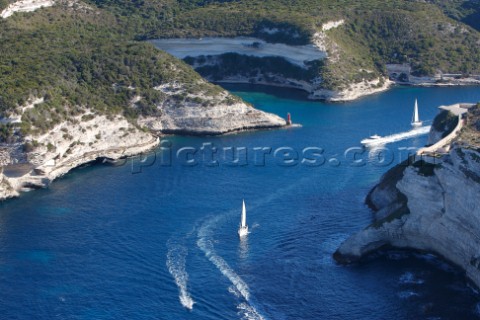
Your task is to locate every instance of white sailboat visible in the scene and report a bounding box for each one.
[411,99,423,127]
[238,200,248,238]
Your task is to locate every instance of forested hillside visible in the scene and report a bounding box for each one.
[82,0,480,87]
[1,0,480,141]
[0,2,228,142]
[430,0,480,31]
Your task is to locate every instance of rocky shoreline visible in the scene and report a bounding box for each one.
[214,75,480,102]
[334,103,480,288]
[0,90,286,201]
[211,75,393,102]
[153,26,480,103]
[137,100,286,135]
[194,61,480,102]
[0,113,161,201]
[0,0,55,18]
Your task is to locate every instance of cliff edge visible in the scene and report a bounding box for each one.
[334,103,480,287]
[0,3,287,201]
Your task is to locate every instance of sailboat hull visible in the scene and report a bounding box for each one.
[238,226,249,237]
[411,121,423,127]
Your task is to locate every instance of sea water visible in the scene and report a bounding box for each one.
[0,85,480,319]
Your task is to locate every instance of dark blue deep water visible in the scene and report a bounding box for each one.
[1,86,480,319]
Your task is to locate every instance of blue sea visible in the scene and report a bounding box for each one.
[1,85,480,319]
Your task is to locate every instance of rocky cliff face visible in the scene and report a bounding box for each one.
[159,20,392,103]
[0,0,55,18]
[309,78,391,102]
[0,173,18,200]
[139,100,285,135]
[0,107,159,199]
[334,107,480,287]
[0,87,286,201]
[137,82,286,135]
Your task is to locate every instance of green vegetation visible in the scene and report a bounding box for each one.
[458,103,480,147]
[432,110,459,138]
[1,0,480,144]
[429,0,480,31]
[0,3,230,143]
[98,0,480,80]
[0,0,11,11]
[95,0,480,88]
[344,7,480,76]
[0,124,16,144]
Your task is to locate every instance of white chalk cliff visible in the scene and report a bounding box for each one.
[154,20,392,102]
[0,0,55,18]
[137,81,286,135]
[0,104,159,200]
[334,105,480,287]
[0,87,286,201]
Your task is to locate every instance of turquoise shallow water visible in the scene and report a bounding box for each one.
[0,85,480,319]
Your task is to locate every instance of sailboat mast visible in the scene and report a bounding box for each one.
[241,200,246,227]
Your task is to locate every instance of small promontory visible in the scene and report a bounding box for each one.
[0,1,286,201]
[334,102,480,287]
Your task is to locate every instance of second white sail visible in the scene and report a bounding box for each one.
[238,200,249,238]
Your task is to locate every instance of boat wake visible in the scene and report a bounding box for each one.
[361,125,431,146]
[397,290,420,299]
[195,180,309,319]
[197,214,252,302]
[197,214,266,320]
[237,302,267,320]
[166,239,195,310]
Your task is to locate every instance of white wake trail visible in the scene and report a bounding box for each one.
[362,126,431,146]
[196,180,310,320]
[197,215,266,320]
[166,240,195,310]
[197,214,253,301]
[198,218,268,320]
[237,302,267,320]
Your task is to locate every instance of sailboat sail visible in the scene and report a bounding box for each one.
[241,200,246,228]
[411,99,422,127]
[238,199,248,237]
[413,99,419,123]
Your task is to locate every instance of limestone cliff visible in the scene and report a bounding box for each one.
[136,81,286,135]
[155,20,391,103]
[0,0,55,18]
[0,106,159,199]
[334,104,480,288]
[0,88,285,201]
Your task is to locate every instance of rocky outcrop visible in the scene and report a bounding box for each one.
[1,0,55,18]
[138,101,286,135]
[137,82,286,135]
[0,172,18,199]
[0,108,160,199]
[309,78,391,102]
[334,106,480,287]
[153,20,394,103]
[0,88,287,200]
